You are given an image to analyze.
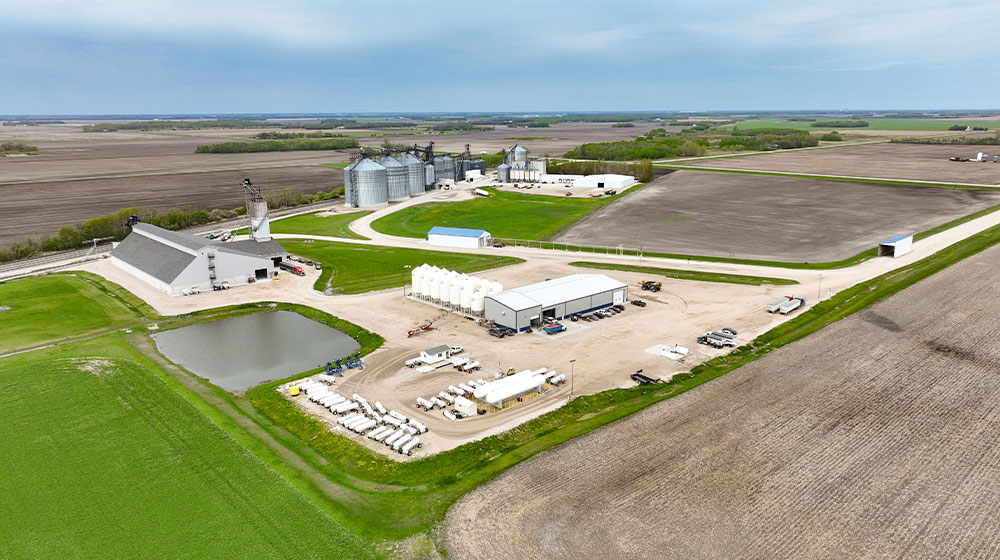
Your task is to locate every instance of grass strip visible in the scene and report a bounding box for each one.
[653,164,999,190]
[568,261,798,285]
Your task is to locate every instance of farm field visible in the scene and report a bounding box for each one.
[0,273,150,354]
[554,170,1000,262]
[447,236,1000,560]
[722,117,1000,131]
[369,188,626,241]
[280,240,524,293]
[687,143,1000,184]
[0,332,373,559]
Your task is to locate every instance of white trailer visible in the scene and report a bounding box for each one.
[339,412,362,425]
[356,420,377,434]
[440,392,456,404]
[458,383,474,393]
[375,401,387,415]
[451,357,469,369]
[352,394,368,404]
[415,397,434,411]
[778,297,805,315]
[767,296,793,313]
[402,425,418,435]
[431,397,447,409]
[383,416,403,427]
[374,429,395,442]
[344,416,368,430]
[408,420,428,434]
[462,361,481,372]
[443,411,457,421]
[389,410,408,422]
[334,401,359,414]
[368,426,390,439]
[448,385,466,396]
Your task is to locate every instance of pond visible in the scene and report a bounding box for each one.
[151,310,360,391]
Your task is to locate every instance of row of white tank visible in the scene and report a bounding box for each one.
[410,264,502,314]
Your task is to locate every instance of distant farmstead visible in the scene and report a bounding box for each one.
[427,226,492,249]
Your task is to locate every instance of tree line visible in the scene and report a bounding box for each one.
[195,137,359,153]
[0,187,344,263]
[84,120,277,132]
[1,142,38,155]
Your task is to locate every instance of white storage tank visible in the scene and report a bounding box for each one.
[450,283,462,307]
[411,269,422,295]
[489,281,503,295]
[471,293,485,314]
[430,276,441,302]
[421,276,433,300]
[460,286,474,310]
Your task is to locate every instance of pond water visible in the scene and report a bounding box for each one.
[152,310,360,391]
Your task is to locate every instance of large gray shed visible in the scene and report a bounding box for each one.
[484,274,628,331]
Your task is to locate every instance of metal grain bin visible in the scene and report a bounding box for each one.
[470,159,486,174]
[343,159,361,207]
[399,152,426,196]
[497,163,511,182]
[350,158,389,207]
[424,164,435,187]
[379,155,410,201]
[433,155,455,182]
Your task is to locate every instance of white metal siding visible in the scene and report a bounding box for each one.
[428,234,481,249]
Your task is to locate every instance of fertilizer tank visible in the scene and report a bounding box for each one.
[421,276,433,300]
[489,281,503,296]
[411,269,423,296]
[450,283,462,307]
[460,286,473,310]
[379,155,410,201]
[399,153,426,196]
[471,293,485,314]
[497,163,511,182]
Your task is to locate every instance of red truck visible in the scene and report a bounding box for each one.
[278,262,306,276]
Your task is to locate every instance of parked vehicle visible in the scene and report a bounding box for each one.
[631,299,646,307]
[638,280,662,292]
[767,296,794,313]
[543,323,566,335]
[778,297,805,315]
[278,261,306,276]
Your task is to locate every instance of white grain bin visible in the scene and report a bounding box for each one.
[450,283,462,307]
[460,286,474,311]
[411,268,423,295]
[430,278,441,302]
[478,278,492,293]
[489,281,503,295]
[471,293,485,315]
[420,276,432,300]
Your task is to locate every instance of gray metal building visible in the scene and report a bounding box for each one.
[110,224,286,296]
[485,274,628,331]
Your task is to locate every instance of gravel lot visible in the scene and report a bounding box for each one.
[447,240,1000,560]
[691,143,1000,184]
[554,170,1000,261]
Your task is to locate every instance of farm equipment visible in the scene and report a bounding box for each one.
[631,372,659,385]
[408,310,451,338]
[324,362,343,376]
[638,280,662,292]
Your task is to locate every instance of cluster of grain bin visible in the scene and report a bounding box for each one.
[409,263,502,315]
[433,155,455,182]
[344,154,432,208]
[456,159,486,180]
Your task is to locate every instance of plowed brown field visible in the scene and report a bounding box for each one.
[447,241,1000,559]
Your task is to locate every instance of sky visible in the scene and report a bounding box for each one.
[2,0,998,114]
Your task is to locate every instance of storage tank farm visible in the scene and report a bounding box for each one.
[379,155,410,201]
[399,153,426,196]
[408,263,500,316]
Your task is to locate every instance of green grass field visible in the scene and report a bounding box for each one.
[280,240,524,293]
[0,274,152,355]
[321,162,351,168]
[0,333,373,559]
[269,210,372,239]
[723,118,1000,131]
[369,188,633,240]
[568,261,798,286]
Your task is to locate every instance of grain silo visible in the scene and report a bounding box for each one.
[349,158,389,208]
[497,163,511,182]
[379,155,410,201]
[399,153,426,196]
[424,164,435,188]
[433,156,455,182]
[343,159,361,206]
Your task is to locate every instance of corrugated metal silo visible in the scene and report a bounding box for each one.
[379,155,410,201]
[343,159,361,207]
[433,156,455,182]
[470,159,486,173]
[399,153,425,196]
[512,145,527,162]
[351,158,389,207]
[424,164,435,187]
[497,163,511,182]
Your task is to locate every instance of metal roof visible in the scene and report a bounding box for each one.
[353,158,385,171]
[881,235,913,244]
[423,345,450,355]
[224,239,287,257]
[379,155,404,167]
[488,274,626,311]
[428,226,489,238]
[512,145,527,152]
[132,222,211,252]
[111,229,197,284]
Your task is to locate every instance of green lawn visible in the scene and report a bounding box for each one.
[369,187,634,240]
[281,240,524,293]
[569,261,798,286]
[270,210,372,240]
[0,273,152,354]
[0,333,373,559]
[321,162,351,168]
[722,118,1000,131]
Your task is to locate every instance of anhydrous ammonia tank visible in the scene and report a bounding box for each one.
[489,281,503,296]
[450,283,462,307]
[399,153,426,196]
[471,293,485,314]
[478,278,492,293]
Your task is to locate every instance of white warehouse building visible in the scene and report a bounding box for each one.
[427,226,492,249]
[485,274,628,332]
[111,223,287,296]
